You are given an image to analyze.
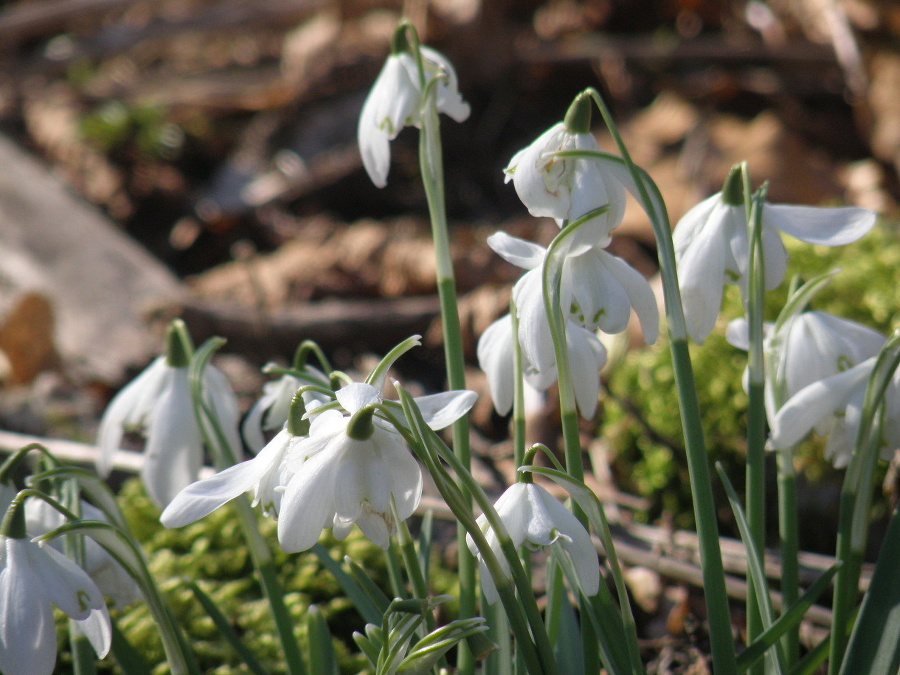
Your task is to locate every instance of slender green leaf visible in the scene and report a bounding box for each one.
[737,565,839,673]
[839,499,900,675]
[312,544,386,625]
[306,605,337,675]
[108,622,152,675]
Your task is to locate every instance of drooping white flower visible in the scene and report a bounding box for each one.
[241,366,329,452]
[728,310,884,424]
[358,42,469,188]
[466,482,600,604]
[277,382,477,552]
[504,97,627,248]
[25,497,139,608]
[769,357,900,468]
[0,535,111,675]
[477,310,607,419]
[673,188,875,343]
[96,354,241,509]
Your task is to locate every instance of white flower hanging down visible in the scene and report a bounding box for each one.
[358,29,469,188]
[769,357,900,468]
[728,310,885,423]
[25,497,140,608]
[0,533,111,675]
[673,170,876,343]
[504,93,627,248]
[96,328,241,509]
[277,382,477,552]
[466,482,600,604]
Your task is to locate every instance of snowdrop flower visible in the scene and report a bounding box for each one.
[277,381,477,552]
[25,497,139,608]
[96,322,241,509]
[728,310,884,423]
[477,312,607,418]
[673,169,875,343]
[504,94,626,247]
[466,482,599,604]
[770,357,899,468]
[241,366,329,452]
[0,503,111,675]
[358,29,470,188]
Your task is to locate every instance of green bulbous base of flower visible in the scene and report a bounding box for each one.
[164,319,193,368]
[563,91,592,134]
[721,163,745,206]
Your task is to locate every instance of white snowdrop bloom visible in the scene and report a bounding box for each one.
[0,534,111,675]
[25,497,139,608]
[358,43,469,188]
[477,313,603,418]
[504,121,627,248]
[769,357,900,468]
[466,482,600,604]
[241,366,329,452]
[674,190,875,343]
[96,354,241,509]
[277,382,477,552]
[728,310,884,423]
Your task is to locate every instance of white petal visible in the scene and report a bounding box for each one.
[492,483,530,547]
[725,318,750,351]
[28,542,105,619]
[764,203,875,246]
[486,231,547,270]
[565,323,606,419]
[336,382,381,414]
[675,202,730,344]
[513,269,555,374]
[159,433,283,527]
[769,360,873,449]
[95,357,168,476]
[0,544,56,675]
[673,193,721,259]
[477,315,516,416]
[414,390,477,430]
[421,47,471,123]
[141,373,203,509]
[760,224,788,291]
[508,123,573,219]
[598,250,660,344]
[277,447,338,553]
[76,605,112,658]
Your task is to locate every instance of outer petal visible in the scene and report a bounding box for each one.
[0,543,56,675]
[336,382,382,414]
[532,485,600,596]
[565,323,606,419]
[77,605,113,659]
[675,203,729,344]
[277,446,339,552]
[598,250,660,344]
[764,203,876,246]
[95,357,168,477]
[513,268,555,374]
[507,123,572,219]
[413,390,478,430]
[29,542,105,620]
[477,315,516,416]
[769,359,873,449]
[141,371,203,508]
[486,231,547,270]
[160,431,289,527]
[420,47,471,123]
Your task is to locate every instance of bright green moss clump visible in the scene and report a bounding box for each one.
[601,220,899,535]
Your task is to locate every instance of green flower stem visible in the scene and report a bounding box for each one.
[415,43,476,675]
[583,86,737,675]
[62,484,97,675]
[776,448,800,663]
[511,301,526,468]
[745,185,769,669]
[188,337,305,675]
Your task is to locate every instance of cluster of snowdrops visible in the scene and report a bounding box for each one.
[1,20,898,675]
